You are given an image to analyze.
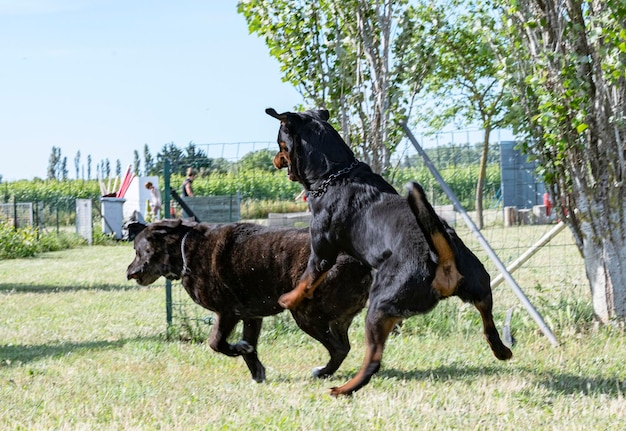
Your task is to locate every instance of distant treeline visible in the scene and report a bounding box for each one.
[2,142,502,226]
[41,141,502,181]
[3,164,501,214]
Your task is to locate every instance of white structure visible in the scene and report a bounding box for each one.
[122,176,159,221]
[101,197,126,239]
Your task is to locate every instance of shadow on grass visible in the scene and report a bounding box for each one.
[0,283,156,294]
[373,364,625,398]
[0,336,161,366]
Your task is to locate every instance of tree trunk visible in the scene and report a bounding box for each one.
[474,127,491,230]
[501,0,626,322]
[578,201,626,322]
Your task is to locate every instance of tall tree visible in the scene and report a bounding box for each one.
[143,144,154,176]
[183,141,213,172]
[115,159,122,177]
[47,147,62,180]
[87,154,92,180]
[417,1,509,228]
[155,142,185,175]
[500,0,626,322]
[61,157,68,180]
[133,150,140,175]
[238,0,443,173]
[74,150,81,180]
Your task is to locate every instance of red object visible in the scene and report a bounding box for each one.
[116,165,134,198]
[543,192,552,216]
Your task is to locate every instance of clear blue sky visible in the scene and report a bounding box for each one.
[0,0,304,181]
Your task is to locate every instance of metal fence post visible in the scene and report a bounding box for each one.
[13,196,17,230]
[164,159,172,327]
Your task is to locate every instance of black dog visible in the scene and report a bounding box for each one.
[126,219,371,383]
[266,108,512,396]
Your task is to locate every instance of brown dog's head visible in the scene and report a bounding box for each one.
[126,218,195,286]
[265,108,355,189]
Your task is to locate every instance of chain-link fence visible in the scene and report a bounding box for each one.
[1,132,589,344]
[164,133,587,343]
[0,201,34,229]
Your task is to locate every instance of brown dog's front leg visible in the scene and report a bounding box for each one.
[278,270,328,309]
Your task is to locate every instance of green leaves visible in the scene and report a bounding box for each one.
[238,0,434,172]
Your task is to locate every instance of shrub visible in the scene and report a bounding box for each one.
[0,221,39,259]
[37,231,88,252]
[0,221,88,259]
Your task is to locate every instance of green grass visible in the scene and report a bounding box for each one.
[0,237,624,430]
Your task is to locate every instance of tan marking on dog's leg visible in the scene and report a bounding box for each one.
[278,271,328,310]
[474,298,513,360]
[431,232,463,297]
[329,316,400,396]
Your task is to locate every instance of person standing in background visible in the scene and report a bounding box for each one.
[182,168,196,197]
[181,168,197,219]
[144,181,162,220]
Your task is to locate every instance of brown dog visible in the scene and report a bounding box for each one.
[266,108,512,396]
[126,219,371,382]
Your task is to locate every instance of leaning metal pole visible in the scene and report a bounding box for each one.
[401,122,559,347]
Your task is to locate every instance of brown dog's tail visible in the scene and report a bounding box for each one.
[406,181,462,298]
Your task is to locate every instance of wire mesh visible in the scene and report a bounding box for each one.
[162,134,587,340]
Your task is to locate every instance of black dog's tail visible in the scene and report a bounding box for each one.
[406,181,462,298]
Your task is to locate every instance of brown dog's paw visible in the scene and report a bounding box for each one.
[278,291,302,309]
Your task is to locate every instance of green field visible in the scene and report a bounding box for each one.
[1,234,624,430]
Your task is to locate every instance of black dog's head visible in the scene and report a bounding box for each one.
[126,218,195,286]
[266,108,355,188]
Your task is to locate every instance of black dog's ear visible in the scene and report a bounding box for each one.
[303,109,330,122]
[265,108,285,121]
[318,109,330,121]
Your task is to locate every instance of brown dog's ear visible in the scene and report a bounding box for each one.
[154,219,182,229]
[150,218,182,236]
[265,108,285,120]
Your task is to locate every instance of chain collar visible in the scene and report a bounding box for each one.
[180,231,191,276]
[307,159,359,198]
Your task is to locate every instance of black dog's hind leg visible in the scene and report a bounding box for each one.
[453,267,513,361]
[472,294,513,360]
[240,318,266,383]
[329,308,401,396]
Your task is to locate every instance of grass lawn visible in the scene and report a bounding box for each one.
[0,238,624,430]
